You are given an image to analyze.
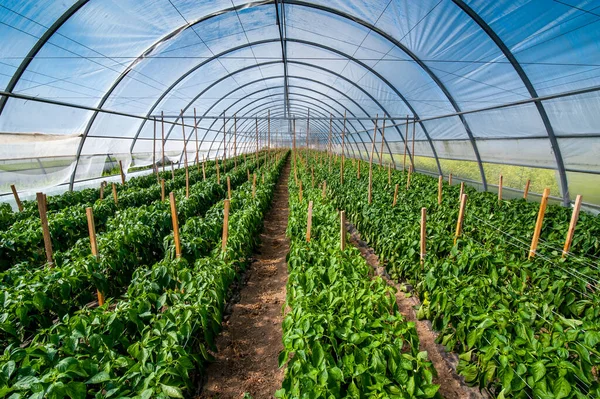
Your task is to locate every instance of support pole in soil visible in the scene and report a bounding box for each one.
[10,184,23,212]
[340,210,346,251]
[216,157,220,184]
[202,155,206,181]
[36,192,53,267]
[222,199,230,252]
[181,111,189,198]
[169,192,181,258]
[403,115,409,172]
[411,119,416,169]
[322,180,327,198]
[118,161,125,185]
[380,119,386,167]
[161,111,165,173]
[393,184,399,207]
[454,194,468,245]
[299,180,303,203]
[340,111,346,185]
[227,176,231,200]
[459,181,464,201]
[100,182,105,200]
[406,165,412,190]
[449,173,452,186]
[368,115,378,205]
[161,179,165,202]
[306,200,313,242]
[420,207,426,268]
[563,194,583,258]
[388,162,391,185]
[357,160,361,179]
[529,188,550,259]
[252,173,257,199]
[498,174,503,204]
[112,183,118,206]
[194,108,199,172]
[438,175,443,205]
[524,179,530,200]
[86,207,104,306]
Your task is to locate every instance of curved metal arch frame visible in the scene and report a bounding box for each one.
[452,0,569,204]
[6,0,570,200]
[181,77,397,164]
[206,99,360,159]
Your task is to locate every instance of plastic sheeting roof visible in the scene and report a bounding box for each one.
[0,0,599,205]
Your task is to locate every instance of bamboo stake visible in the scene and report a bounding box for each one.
[161,179,165,202]
[112,183,118,206]
[411,119,416,169]
[194,108,199,172]
[406,166,412,190]
[10,184,23,212]
[86,207,104,306]
[438,175,443,205]
[118,161,125,185]
[523,179,530,200]
[529,188,550,259]
[36,192,53,267]
[562,194,583,258]
[498,174,503,204]
[388,162,391,185]
[222,199,230,252]
[99,182,105,200]
[340,210,346,251]
[185,166,189,199]
[357,160,361,179]
[420,207,426,267]
[227,176,231,200]
[403,115,408,172]
[393,184,399,207]
[380,119,385,167]
[161,111,165,173]
[169,192,181,258]
[322,180,327,198]
[459,181,464,201]
[340,111,346,185]
[216,157,220,184]
[299,180,303,203]
[252,173,256,198]
[306,200,313,242]
[449,173,452,186]
[454,194,468,245]
[368,115,378,204]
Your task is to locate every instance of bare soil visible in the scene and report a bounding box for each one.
[345,222,487,399]
[198,161,290,399]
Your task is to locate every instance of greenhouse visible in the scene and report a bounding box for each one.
[0,0,599,398]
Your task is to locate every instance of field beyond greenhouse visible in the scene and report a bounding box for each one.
[0,149,598,399]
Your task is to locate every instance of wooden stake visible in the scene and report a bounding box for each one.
[227,176,231,200]
[523,179,530,200]
[161,179,165,202]
[368,115,378,204]
[393,184,399,207]
[411,119,416,169]
[10,184,23,212]
[406,166,412,190]
[340,210,346,251]
[252,173,256,198]
[562,194,583,258]
[194,108,199,172]
[36,193,53,267]
[299,180,303,203]
[202,155,206,181]
[118,160,125,185]
[86,207,104,306]
[340,111,346,185]
[438,175,443,205]
[306,200,313,242]
[185,166,189,199]
[216,157,220,184]
[169,192,181,258]
[529,188,550,259]
[449,173,452,186]
[311,167,315,188]
[322,180,327,198]
[357,160,361,179]
[420,207,426,267]
[403,116,409,171]
[454,194,468,245]
[112,183,118,206]
[498,174,503,204]
[247,168,251,182]
[222,199,230,252]
[459,181,464,201]
[99,182,105,200]
[388,162,391,185]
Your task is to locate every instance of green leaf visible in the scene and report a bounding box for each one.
[160,384,184,398]
[531,361,546,383]
[85,371,110,384]
[65,382,86,399]
[552,377,571,399]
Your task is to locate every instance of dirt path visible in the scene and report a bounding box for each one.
[198,161,290,399]
[345,222,487,399]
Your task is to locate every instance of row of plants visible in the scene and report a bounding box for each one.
[0,157,263,348]
[0,151,287,398]
[277,157,440,398]
[306,151,600,398]
[0,154,254,269]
